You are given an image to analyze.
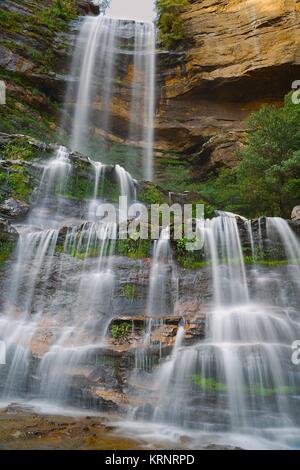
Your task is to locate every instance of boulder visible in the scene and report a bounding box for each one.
[77,1,100,16]
[0,198,30,219]
[291,206,300,221]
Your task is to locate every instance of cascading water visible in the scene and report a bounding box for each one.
[65,14,156,181]
[1,5,300,452]
[124,213,300,450]
[147,227,177,316]
[0,146,119,404]
[0,10,151,407]
[129,21,156,181]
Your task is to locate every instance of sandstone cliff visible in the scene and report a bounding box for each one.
[1,1,300,182]
[156,0,300,179]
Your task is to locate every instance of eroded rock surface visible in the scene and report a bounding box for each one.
[155,0,300,178]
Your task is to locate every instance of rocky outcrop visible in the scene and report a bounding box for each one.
[0,133,130,221]
[155,0,300,179]
[0,1,98,140]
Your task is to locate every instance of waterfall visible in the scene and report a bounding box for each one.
[0,146,118,402]
[131,214,300,449]
[2,4,300,451]
[147,227,177,317]
[129,22,156,181]
[66,15,156,181]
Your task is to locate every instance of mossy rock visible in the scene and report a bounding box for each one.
[137,181,168,205]
[116,238,151,259]
[0,222,17,267]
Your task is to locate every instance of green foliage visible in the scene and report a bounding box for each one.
[1,141,37,161]
[62,175,94,200]
[0,237,15,268]
[192,374,227,392]
[39,0,77,26]
[123,284,136,303]
[156,0,190,50]
[0,2,73,141]
[174,236,206,269]
[236,94,300,217]
[192,374,299,396]
[116,238,151,259]
[249,385,299,397]
[139,185,165,205]
[110,321,132,340]
[201,93,300,218]
[0,166,31,200]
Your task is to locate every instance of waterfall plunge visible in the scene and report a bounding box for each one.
[67,15,156,181]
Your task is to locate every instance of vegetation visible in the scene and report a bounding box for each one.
[160,93,300,219]
[139,184,166,205]
[40,0,77,23]
[0,166,32,201]
[200,93,300,218]
[0,237,15,268]
[116,238,151,259]
[0,1,74,141]
[123,284,136,303]
[192,374,299,396]
[156,0,190,50]
[1,140,38,161]
[174,236,206,269]
[110,321,132,340]
[192,374,227,392]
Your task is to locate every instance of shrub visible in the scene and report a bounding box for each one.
[156,0,190,50]
[110,322,132,340]
[201,93,300,218]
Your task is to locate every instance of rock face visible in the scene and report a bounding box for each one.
[2,1,299,181]
[0,1,97,140]
[155,0,300,178]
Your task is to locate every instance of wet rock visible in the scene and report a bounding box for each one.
[0,197,30,219]
[77,1,100,16]
[106,313,207,353]
[289,219,300,236]
[0,217,18,236]
[291,205,300,221]
[0,46,36,74]
[134,403,154,420]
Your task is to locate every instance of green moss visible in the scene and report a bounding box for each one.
[62,176,93,201]
[0,1,75,140]
[110,321,132,340]
[61,172,121,203]
[193,374,299,396]
[1,140,38,161]
[116,239,151,259]
[177,257,207,269]
[250,385,299,397]
[139,185,166,205]
[0,236,15,267]
[71,246,101,260]
[244,257,300,266]
[192,374,227,392]
[174,236,206,269]
[0,85,57,141]
[123,284,136,303]
[0,165,32,201]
